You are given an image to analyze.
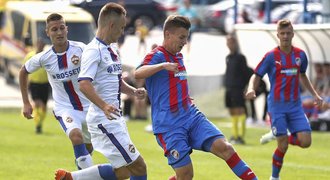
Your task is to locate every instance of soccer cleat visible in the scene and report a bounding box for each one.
[55,169,73,180]
[260,131,276,144]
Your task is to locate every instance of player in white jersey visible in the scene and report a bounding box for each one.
[55,3,147,180]
[19,13,93,170]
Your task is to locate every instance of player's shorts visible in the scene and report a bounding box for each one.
[53,109,91,144]
[29,83,50,104]
[269,106,311,136]
[155,107,224,168]
[86,111,140,169]
[225,88,246,108]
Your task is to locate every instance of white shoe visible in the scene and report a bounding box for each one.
[260,131,276,144]
[270,176,280,180]
[144,124,153,133]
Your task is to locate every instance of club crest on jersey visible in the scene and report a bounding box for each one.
[66,117,73,123]
[129,144,136,153]
[295,57,301,66]
[170,149,180,160]
[71,55,80,65]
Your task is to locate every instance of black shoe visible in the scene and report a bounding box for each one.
[236,137,245,145]
[229,136,237,144]
[36,125,42,134]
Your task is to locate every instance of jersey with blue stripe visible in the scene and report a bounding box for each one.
[78,38,122,115]
[24,41,90,111]
[255,46,308,112]
[139,46,192,133]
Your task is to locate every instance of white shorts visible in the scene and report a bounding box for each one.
[87,112,140,169]
[53,109,91,144]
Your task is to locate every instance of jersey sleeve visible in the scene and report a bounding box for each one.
[24,53,43,74]
[299,51,308,73]
[78,48,100,81]
[137,51,163,69]
[255,53,271,77]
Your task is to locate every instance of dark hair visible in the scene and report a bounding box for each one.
[46,13,64,24]
[163,15,191,32]
[98,2,126,26]
[277,19,293,30]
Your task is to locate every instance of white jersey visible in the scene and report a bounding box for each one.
[25,40,90,112]
[78,38,122,115]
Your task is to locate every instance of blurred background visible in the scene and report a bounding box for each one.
[0,0,329,131]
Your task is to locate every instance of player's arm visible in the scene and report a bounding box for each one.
[121,79,146,100]
[300,73,323,106]
[245,74,261,100]
[135,62,178,79]
[79,79,119,119]
[19,65,33,119]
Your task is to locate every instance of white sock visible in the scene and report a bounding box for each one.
[72,165,103,180]
[76,154,93,169]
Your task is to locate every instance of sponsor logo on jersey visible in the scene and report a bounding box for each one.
[52,67,80,80]
[66,117,73,123]
[170,149,179,160]
[280,68,298,76]
[129,144,136,153]
[174,70,187,80]
[71,55,80,65]
[107,64,122,74]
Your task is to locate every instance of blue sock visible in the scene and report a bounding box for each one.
[98,164,117,180]
[130,175,147,180]
[73,144,89,169]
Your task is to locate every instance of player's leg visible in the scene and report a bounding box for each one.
[269,111,289,180]
[287,108,312,148]
[54,110,93,169]
[30,83,49,134]
[94,118,147,179]
[189,110,257,180]
[155,127,194,180]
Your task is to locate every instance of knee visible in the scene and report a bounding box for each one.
[300,139,312,148]
[212,139,235,160]
[128,156,147,176]
[69,129,84,145]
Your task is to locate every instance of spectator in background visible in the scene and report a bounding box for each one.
[177,0,198,54]
[242,8,253,23]
[24,38,49,134]
[135,18,149,55]
[224,34,250,144]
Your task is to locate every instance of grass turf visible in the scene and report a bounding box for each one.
[1,109,329,180]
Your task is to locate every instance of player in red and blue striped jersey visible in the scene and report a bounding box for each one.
[135,15,257,180]
[245,19,323,180]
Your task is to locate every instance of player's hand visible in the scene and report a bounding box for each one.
[313,95,323,107]
[134,88,146,100]
[245,89,256,100]
[22,103,33,119]
[163,62,179,73]
[103,104,120,120]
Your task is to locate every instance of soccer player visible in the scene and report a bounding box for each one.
[135,15,257,180]
[23,38,49,134]
[245,19,323,180]
[55,3,147,180]
[19,13,93,170]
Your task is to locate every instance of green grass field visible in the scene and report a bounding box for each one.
[1,108,330,180]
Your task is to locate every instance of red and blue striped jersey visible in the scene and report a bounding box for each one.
[255,46,308,110]
[139,46,192,133]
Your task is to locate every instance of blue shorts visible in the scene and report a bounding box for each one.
[269,106,311,136]
[155,108,224,168]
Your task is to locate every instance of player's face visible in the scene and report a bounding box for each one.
[277,26,294,48]
[46,19,68,47]
[111,15,126,42]
[167,27,188,53]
